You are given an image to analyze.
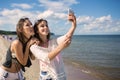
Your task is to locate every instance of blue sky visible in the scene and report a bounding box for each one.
[0,0,120,35]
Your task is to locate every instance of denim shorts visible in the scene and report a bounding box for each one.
[0,67,24,80]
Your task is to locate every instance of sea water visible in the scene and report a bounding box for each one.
[4,35,120,79]
[62,35,120,79]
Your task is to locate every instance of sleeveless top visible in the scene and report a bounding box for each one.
[2,39,32,72]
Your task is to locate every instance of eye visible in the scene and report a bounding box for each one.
[40,25,48,27]
[30,22,32,25]
[26,23,32,27]
[40,25,44,27]
[46,25,48,27]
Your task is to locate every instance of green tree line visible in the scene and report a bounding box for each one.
[0,30,16,35]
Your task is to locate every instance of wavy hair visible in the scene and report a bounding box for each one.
[33,19,50,42]
[16,17,30,44]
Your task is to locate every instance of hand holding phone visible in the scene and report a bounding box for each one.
[68,8,74,21]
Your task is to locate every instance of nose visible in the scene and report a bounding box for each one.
[43,25,48,29]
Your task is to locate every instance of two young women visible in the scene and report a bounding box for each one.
[0,12,76,80]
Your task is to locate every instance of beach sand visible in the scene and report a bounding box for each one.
[0,36,116,80]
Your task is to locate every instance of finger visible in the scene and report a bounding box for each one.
[64,38,71,44]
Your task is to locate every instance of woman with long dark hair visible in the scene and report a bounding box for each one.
[0,17,36,80]
[30,12,76,80]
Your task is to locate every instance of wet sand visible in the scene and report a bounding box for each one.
[0,35,115,80]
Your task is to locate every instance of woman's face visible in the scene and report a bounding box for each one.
[37,21,49,37]
[22,20,34,39]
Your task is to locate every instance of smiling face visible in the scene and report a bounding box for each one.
[22,19,34,39]
[37,20,49,37]
[16,18,35,43]
[33,19,50,42]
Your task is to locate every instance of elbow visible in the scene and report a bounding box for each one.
[48,55,52,61]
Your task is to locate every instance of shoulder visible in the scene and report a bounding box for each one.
[10,39,22,52]
[11,39,22,48]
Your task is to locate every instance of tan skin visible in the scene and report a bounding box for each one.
[48,13,76,60]
[1,19,36,73]
[37,13,76,60]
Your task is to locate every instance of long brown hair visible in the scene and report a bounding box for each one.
[33,19,50,42]
[16,17,30,44]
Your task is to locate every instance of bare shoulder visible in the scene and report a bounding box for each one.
[11,39,22,48]
[10,39,22,52]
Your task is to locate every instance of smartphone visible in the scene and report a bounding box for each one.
[68,8,74,14]
[68,8,74,21]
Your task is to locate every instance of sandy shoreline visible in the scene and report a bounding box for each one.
[0,36,117,80]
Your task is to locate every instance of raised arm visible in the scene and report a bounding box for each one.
[57,13,77,45]
[30,37,71,61]
[49,13,77,60]
[66,13,76,38]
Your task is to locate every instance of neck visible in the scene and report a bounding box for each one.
[39,35,48,43]
[24,35,31,43]
[39,35,48,47]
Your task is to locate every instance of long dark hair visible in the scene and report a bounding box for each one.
[16,17,30,44]
[33,19,50,42]
[16,17,33,69]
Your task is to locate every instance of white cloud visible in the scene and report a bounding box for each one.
[11,3,32,9]
[77,16,94,24]
[0,20,2,23]
[0,0,120,34]
[38,0,78,12]
[76,15,120,34]
[37,9,67,22]
[0,7,120,34]
[38,10,54,19]
[0,8,37,31]
[54,13,67,20]
[95,15,112,23]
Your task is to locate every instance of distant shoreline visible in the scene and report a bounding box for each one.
[0,30,16,35]
[0,30,55,35]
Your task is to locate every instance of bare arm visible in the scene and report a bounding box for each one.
[11,40,30,66]
[11,38,36,66]
[66,13,76,38]
[49,14,77,60]
[48,37,71,60]
[57,13,77,45]
[30,37,71,61]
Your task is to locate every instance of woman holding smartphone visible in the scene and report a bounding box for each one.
[30,10,76,80]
